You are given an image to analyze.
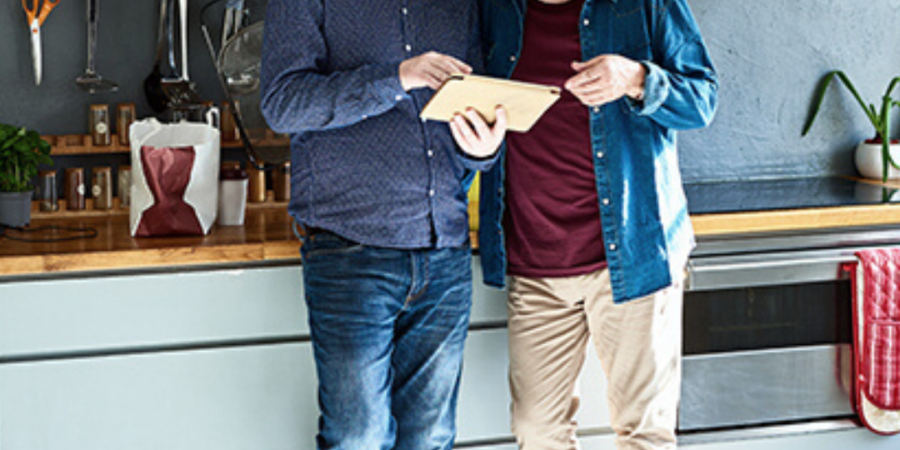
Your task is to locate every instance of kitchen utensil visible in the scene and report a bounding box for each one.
[232,1,245,35]
[144,0,173,112]
[161,0,201,109]
[76,0,118,94]
[179,0,189,81]
[21,0,60,86]
[201,0,287,168]
[220,0,244,47]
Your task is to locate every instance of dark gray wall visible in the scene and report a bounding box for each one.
[683,0,900,182]
[1,0,899,182]
[0,0,240,132]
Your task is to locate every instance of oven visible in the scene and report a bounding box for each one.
[678,178,900,434]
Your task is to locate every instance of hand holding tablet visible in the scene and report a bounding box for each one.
[421,74,561,133]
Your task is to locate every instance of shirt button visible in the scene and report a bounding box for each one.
[427,149,434,158]
[609,243,617,251]
[405,44,412,52]
[602,198,610,206]
[584,19,590,26]
[402,7,408,14]
[429,189,435,197]
[362,115,368,120]
[593,106,600,113]
[510,55,516,62]
[596,152,604,158]
[395,94,403,101]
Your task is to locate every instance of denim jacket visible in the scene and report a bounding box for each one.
[478,0,718,303]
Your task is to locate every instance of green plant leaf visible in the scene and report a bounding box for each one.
[0,123,54,192]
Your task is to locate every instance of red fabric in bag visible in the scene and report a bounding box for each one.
[135,145,204,237]
[845,248,900,435]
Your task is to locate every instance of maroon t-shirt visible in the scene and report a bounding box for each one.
[503,0,606,278]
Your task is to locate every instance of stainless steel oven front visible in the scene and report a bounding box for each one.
[679,225,900,433]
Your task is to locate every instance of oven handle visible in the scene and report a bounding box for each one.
[686,249,859,291]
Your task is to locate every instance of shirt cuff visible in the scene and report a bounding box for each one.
[455,141,502,172]
[371,63,408,106]
[625,61,670,116]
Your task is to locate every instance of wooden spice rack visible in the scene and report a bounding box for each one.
[31,192,289,220]
[43,131,290,156]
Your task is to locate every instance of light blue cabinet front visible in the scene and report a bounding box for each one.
[2,259,896,450]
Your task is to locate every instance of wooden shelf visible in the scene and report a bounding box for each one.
[45,131,290,156]
[45,134,129,155]
[31,193,289,220]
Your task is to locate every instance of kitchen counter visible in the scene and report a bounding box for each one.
[0,205,301,278]
[4,177,900,278]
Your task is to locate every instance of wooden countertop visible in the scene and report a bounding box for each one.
[692,203,900,236]
[0,205,301,277]
[4,200,900,278]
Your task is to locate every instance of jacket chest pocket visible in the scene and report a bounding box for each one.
[607,3,652,60]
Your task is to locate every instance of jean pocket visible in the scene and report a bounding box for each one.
[301,231,365,259]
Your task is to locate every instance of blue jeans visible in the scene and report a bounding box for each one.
[300,230,473,450]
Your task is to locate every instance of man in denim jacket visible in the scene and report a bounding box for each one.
[261,1,506,449]
[478,0,718,448]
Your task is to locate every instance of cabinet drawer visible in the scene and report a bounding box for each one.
[0,266,306,359]
[0,343,315,450]
[0,258,506,359]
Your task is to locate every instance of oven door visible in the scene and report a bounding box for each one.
[680,245,866,432]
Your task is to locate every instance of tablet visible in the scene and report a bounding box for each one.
[420,74,561,133]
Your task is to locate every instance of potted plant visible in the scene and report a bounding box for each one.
[0,124,52,227]
[802,71,900,181]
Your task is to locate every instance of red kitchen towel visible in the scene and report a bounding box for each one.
[845,248,900,435]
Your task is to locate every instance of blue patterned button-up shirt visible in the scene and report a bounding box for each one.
[261,0,495,249]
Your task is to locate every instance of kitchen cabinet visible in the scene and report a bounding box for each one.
[3,198,900,449]
[0,260,610,450]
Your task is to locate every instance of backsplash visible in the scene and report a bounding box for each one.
[0,0,899,183]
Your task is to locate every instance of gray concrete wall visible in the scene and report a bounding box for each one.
[0,0,898,182]
[683,0,900,182]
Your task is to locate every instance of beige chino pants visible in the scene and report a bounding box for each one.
[507,268,683,450]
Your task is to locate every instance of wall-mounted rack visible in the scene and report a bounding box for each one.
[42,131,289,156]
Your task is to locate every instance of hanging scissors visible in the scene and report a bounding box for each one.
[22,0,61,86]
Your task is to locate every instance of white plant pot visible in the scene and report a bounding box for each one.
[855,141,900,180]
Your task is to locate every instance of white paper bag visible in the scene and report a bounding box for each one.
[129,118,221,237]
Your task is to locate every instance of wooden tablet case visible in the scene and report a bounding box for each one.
[420,74,561,133]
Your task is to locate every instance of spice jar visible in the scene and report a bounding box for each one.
[89,104,111,146]
[92,166,113,210]
[65,167,86,211]
[116,103,136,146]
[220,100,240,142]
[273,162,291,202]
[118,165,132,208]
[37,170,58,212]
[247,162,267,203]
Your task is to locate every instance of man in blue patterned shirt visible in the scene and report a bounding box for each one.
[261,1,506,449]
